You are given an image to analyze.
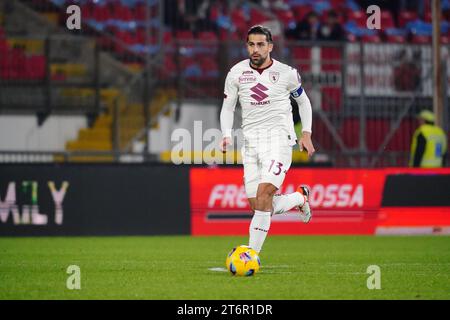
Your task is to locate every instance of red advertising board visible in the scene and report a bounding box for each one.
[190,167,450,236]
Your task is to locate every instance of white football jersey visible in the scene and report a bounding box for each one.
[224,58,302,146]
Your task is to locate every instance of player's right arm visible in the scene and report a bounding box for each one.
[220,70,238,153]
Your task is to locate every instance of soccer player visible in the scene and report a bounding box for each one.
[219,25,315,253]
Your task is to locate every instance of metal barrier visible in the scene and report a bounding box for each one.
[0,0,448,167]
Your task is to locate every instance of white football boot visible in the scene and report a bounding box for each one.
[296,185,312,223]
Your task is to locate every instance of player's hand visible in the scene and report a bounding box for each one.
[299,132,315,158]
[220,137,232,153]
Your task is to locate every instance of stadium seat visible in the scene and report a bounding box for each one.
[380,10,395,29]
[219,29,239,41]
[175,30,195,41]
[412,34,432,44]
[114,30,137,53]
[387,118,418,151]
[230,8,249,34]
[249,8,271,25]
[441,35,450,44]
[321,47,342,72]
[92,5,110,22]
[27,55,46,80]
[80,3,93,20]
[311,117,334,151]
[365,119,390,151]
[385,28,408,43]
[387,34,406,43]
[199,57,219,79]
[274,9,296,28]
[197,31,218,42]
[347,11,366,27]
[321,87,342,111]
[292,5,313,22]
[340,118,360,149]
[291,46,312,72]
[114,2,133,21]
[361,33,382,43]
[399,11,418,28]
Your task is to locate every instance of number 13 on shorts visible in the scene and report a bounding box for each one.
[260,149,292,189]
[268,160,284,176]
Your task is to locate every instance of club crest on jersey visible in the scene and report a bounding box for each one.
[269,71,280,84]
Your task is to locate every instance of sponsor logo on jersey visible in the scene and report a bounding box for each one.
[269,71,280,84]
[242,70,254,75]
[250,83,269,103]
[239,75,257,84]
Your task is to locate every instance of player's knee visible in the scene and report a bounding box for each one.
[255,192,273,208]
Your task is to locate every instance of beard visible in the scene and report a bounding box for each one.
[250,54,267,67]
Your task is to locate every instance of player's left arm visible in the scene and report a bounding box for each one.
[288,69,315,157]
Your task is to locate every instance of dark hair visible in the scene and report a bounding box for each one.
[247,25,273,43]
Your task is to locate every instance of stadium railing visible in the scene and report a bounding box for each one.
[0,0,448,167]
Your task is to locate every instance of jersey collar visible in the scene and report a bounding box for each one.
[249,58,274,74]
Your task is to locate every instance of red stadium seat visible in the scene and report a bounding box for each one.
[230,8,249,35]
[250,8,271,25]
[387,34,406,43]
[292,5,313,22]
[398,11,418,27]
[330,0,346,10]
[0,38,8,54]
[340,118,360,149]
[291,46,311,72]
[321,87,342,111]
[347,11,366,27]
[114,30,137,54]
[412,35,432,44]
[361,34,382,43]
[386,118,418,152]
[424,11,432,23]
[322,9,345,24]
[321,47,342,71]
[365,119,390,151]
[219,29,239,41]
[199,57,219,79]
[163,31,173,44]
[114,3,133,21]
[135,3,146,21]
[80,3,92,20]
[197,31,218,42]
[175,30,195,40]
[380,11,395,29]
[161,55,177,78]
[312,117,335,151]
[136,28,146,44]
[26,55,46,80]
[441,35,450,44]
[274,9,295,28]
[92,5,110,22]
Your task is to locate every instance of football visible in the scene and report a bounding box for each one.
[225,245,260,276]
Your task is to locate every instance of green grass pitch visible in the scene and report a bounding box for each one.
[0,235,449,299]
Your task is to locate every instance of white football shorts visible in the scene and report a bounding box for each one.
[241,137,293,199]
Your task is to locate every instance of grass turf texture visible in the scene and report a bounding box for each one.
[0,236,449,299]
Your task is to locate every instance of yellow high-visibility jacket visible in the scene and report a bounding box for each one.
[409,124,447,168]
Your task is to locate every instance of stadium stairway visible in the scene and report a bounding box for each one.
[3,1,178,162]
[64,88,175,162]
